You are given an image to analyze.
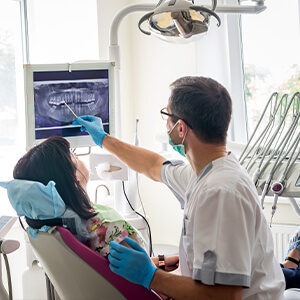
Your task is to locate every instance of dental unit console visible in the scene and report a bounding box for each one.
[24,61,115,149]
[240,92,300,224]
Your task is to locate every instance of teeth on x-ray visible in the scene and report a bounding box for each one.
[34,80,109,125]
[48,91,96,106]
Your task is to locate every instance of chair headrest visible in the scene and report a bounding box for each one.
[0,179,66,238]
[0,179,89,242]
[0,179,66,219]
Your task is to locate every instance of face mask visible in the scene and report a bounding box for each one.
[168,121,187,157]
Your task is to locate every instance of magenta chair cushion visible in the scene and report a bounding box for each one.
[56,226,162,300]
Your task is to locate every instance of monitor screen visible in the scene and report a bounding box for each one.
[24,62,115,149]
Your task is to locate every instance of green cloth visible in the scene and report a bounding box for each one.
[93,203,125,223]
[93,203,147,244]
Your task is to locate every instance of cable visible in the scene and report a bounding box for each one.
[135,174,153,255]
[3,253,12,300]
[121,181,153,257]
[136,173,147,217]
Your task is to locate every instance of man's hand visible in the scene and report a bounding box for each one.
[72,115,108,147]
[108,237,157,290]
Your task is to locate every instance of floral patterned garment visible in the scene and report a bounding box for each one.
[85,204,142,256]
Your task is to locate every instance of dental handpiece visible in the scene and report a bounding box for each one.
[270,180,284,227]
[63,101,78,118]
[260,175,272,209]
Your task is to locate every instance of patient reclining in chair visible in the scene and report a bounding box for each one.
[4,136,143,256]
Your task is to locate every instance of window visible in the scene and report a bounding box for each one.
[241,0,300,135]
[0,0,99,215]
[27,0,99,64]
[0,0,24,215]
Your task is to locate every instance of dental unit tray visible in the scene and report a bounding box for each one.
[239,92,300,223]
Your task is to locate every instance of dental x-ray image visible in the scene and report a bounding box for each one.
[33,69,110,139]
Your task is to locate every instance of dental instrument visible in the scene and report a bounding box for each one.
[242,93,281,173]
[63,101,78,118]
[259,117,298,208]
[269,96,300,224]
[240,92,278,165]
[242,93,297,196]
[270,143,300,226]
[241,92,300,226]
[258,94,300,208]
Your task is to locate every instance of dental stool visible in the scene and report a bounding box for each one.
[28,226,162,300]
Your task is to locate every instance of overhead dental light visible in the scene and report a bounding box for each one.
[138,0,221,43]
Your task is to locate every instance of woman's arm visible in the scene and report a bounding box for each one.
[151,255,179,272]
[283,248,300,268]
[120,233,139,247]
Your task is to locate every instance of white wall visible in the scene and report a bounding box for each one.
[96,0,198,247]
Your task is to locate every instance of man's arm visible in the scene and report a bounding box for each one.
[73,115,166,182]
[150,270,243,300]
[109,237,243,300]
[102,135,166,182]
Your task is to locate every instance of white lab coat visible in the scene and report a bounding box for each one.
[161,153,285,300]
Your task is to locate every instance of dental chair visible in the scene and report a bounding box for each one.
[284,289,300,299]
[28,226,162,300]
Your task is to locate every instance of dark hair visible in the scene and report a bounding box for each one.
[13,136,96,220]
[169,76,232,144]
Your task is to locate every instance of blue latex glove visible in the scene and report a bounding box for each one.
[72,115,108,147]
[108,237,157,290]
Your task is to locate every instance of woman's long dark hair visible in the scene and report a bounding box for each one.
[13,136,96,219]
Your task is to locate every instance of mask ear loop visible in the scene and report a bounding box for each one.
[181,126,187,145]
[169,120,188,145]
[168,120,180,135]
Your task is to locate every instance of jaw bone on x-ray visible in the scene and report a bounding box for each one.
[33,76,109,139]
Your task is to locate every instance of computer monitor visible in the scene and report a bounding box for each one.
[24,61,115,149]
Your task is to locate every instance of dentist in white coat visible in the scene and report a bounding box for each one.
[73,76,285,300]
